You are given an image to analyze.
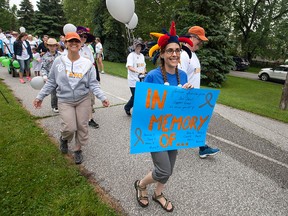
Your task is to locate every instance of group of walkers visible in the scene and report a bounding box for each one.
[2,21,221,212]
[0,27,105,116]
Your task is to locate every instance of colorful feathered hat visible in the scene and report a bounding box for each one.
[149,21,193,58]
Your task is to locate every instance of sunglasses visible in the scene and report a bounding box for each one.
[80,35,87,39]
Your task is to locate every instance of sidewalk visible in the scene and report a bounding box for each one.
[1,66,287,216]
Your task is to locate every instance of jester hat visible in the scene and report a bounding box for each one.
[149,21,193,58]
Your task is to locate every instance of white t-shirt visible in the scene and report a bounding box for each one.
[3,37,15,54]
[0,33,6,40]
[32,52,42,71]
[79,44,94,63]
[62,45,94,64]
[95,42,103,54]
[28,40,37,49]
[179,51,201,89]
[126,52,146,87]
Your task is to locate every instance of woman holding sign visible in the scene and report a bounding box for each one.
[134,21,193,212]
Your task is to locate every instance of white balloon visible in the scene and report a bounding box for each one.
[63,23,77,35]
[126,13,138,29]
[106,0,135,24]
[30,76,45,90]
[19,27,26,33]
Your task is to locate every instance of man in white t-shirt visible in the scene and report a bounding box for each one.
[124,40,146,116]
[3,33,15,56]
[179,26,220,159]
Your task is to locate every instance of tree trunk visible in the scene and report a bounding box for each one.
[279,72,288,110]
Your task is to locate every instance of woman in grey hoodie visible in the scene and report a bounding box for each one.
[33,32,109,164]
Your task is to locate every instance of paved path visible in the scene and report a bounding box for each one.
[1,66,288,216]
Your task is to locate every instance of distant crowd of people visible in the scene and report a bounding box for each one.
[0,27,105,83]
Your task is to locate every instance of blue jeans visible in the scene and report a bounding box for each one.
[18,59,30,73]
[124,87,135,111]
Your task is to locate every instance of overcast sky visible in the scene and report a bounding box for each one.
[10,0,38,10]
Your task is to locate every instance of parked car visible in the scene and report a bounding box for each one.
[232,56,250,71]
[258,65,288,81]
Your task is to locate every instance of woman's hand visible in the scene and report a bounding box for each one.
[102,99,110,107]
[33,98,42,109]
[182,83,194,89]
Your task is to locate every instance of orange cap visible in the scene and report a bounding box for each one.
[188,26,208,41]
[65,32,81,41]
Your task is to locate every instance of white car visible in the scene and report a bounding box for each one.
[258,65,288,81]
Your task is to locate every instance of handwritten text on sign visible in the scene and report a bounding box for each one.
[130,82,220,154]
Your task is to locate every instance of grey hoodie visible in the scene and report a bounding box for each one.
[36,55,106,103]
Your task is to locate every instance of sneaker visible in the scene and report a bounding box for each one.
[101,71,105,74]
[52,108,59,113]
[88,119,99,128]
[74,150,83,164]
[59,136,68,154]
[199,146,220,159]
[26,76,32,81]
[19,78,26,84]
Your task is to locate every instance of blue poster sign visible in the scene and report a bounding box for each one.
[130,82,220,154]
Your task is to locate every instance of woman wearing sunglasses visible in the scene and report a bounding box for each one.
[33,32,109,164]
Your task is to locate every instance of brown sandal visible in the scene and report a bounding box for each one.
[152,192,174,212]
[134,180,149,207]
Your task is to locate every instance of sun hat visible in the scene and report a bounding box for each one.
[133,39,145,50]
[65,32,81,42]
[188,26,208,41]
[46,38,58,45]
[148,21,193,57]
[76,26,95,43]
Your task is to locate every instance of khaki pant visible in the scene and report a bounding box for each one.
[90,91,95,110]
[58,95,91,149]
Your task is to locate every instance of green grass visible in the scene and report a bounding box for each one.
[103,61,288,123]
[218,75,288,123]
[0,81,119,215]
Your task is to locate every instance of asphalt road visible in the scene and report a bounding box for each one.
[229,71,259,80]
[1,66,288,216]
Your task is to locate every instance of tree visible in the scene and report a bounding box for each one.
[231,0,288,62]
[173,0,234,87]
[34,0,66,37]
[9,5,18,31]
[17,0,35,33]
[279,74,288,110]
[0,0,18,31]
[62,0,94,29]
[92,0,127,62]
